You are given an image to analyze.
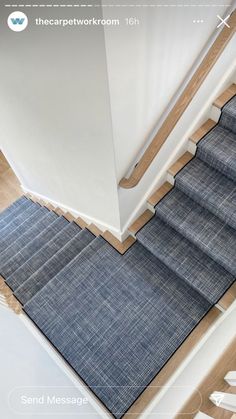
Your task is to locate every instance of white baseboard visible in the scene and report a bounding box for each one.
[21,185,124,241]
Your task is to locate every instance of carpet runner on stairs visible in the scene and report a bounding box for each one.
[197,125,236,182]
[0,209,58,266]
[16,229,95,305]
[0,94,236,418]
[6,220,81,290]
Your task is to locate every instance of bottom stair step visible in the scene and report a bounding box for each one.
[25,237,211,419]
[16,229,95,305]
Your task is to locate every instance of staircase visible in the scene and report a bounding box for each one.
[0,87,236,418]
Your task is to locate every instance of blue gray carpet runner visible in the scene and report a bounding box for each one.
[1,94,236,418]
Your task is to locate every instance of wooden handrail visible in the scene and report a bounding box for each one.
[119,10,236,189]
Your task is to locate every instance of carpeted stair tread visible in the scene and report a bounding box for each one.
[0,211,58,267]
[7,221,81,291]
[0,196,29,224]
[1,216,68,281]
[175,157,236,229]
[25,237,210,419]
[0,201,40,241]
[197,125,236,182]
[137,216,234,304]
[16,229,95,304]
[219,95,236,134]
[155,188,236,276]
[0,206,50,255]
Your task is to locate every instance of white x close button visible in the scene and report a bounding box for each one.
[217,14,230,28]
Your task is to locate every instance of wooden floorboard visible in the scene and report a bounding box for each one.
[148,181,173,207]
[102,231,136,254]
[87,223,102,237]
[129,209,154,235]
[218,283,236,311]
[0,152,22,212]
[168,151,194,177]
[190,119,217,144]
[214,83,236,109]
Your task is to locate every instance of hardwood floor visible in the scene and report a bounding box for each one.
[0,152,22,212]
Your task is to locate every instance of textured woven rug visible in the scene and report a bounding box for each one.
[0,94,236,418]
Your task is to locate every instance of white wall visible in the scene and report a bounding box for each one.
[0,3,121,234]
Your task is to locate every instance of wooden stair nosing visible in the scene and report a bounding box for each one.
[6,294,22,315]
[214,83,236,109]
[26,194,44,206]
[128,209,154,235]
[168,151,194,177]
[102,231,136,255]
[0,276,22,314]
[190,119,217,144]
[23,193,135,253]
[53,207,64,216]
[25,193,33,201]
[124,307,221,419]
[0,276,12,298]
[87,223,103,237]
[218,282,236,311]
[45,208,87,229]
[74,217,88,229]
[63,212,75,223]
[148,181,173,207]
[46,203,55,211]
